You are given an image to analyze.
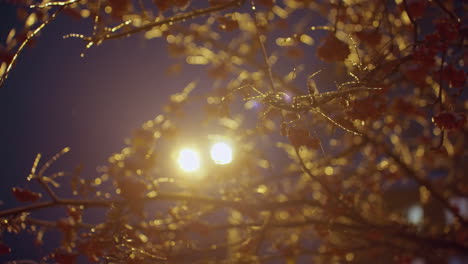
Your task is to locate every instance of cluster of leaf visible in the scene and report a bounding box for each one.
[1,0,467,263]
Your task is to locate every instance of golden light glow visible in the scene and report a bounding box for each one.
[177,148,200,172]
[210,142,233,165]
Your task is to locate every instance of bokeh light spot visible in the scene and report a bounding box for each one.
[407,204,423,225]
[177,148,200,172]
[210,142,233,165]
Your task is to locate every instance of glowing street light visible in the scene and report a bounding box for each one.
[210,142,233,165]
[177,148,200,172]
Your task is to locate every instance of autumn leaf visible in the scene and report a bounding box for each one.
[217,16,239,32]
[11,187,42,203]
[153,0,171,11]
[355,30,382,47]
[108,0,132,19]
[0,242,11,255]
[440,65,466,88]
[117,177,147,199]
[0,48,13,65]
[435,18,460,43]
[78,239,103,262]
[53,252,78,264]
[287,127,320,149]
[255,0,274,8]
[345,96,386,121]
[406,0,427,19]
[433,112,466,130]
[316,33,350,62]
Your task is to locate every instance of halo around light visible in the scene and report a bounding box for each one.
[177,148,201,172]
[210,142,233,165]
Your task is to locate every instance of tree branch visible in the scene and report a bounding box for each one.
[366,135,468,226]
[0,192,320,218]
[99,0,246,41]
[0,7,64,89]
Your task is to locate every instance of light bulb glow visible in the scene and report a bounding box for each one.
[210,142,233,165]
[408,204,423,225]
[177,148,200,172]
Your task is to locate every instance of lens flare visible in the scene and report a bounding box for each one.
[177,148,200,172]
[210,142,233,165]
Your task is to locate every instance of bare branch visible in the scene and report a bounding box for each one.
[0,7,64,89]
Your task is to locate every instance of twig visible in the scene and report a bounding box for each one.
[293,147,369,225]
[250,1,276,92]
[100,0,245,41]
[253,210,273,254]
[31,148,70,201]
[170,24,303,94]
[37,177,59,202]
[438,52,446,106]
[0,199,111,218]
[402,0,418,48]
[431,52,446,150]
[432,0,459,21]
[30,0,79,8]
[0,192,320,218]
[213,219,468,254]
[0,7,64,89]
[25,217,93,229]
[366,135,468,226]
[333,0,342,33]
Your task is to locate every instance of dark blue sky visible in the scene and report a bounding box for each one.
[0,2,330,261]
[0,2,189,188]
[0,4,201,260]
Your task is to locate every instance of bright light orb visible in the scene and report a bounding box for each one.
[177,148,201,172]
[210,142,233,165]
[407,204,423,225]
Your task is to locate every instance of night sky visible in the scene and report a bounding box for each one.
[0,2,333,261]
[2,1,466,263]
[0,3,202,260]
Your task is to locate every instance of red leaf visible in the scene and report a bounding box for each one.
[355,30,382,47]
[117,178,147,199]
[108,0,132,19]
[403,65,428,86]
[255,0,274,8]
[11,187,42,203]
[0,49,13,65]
[53,252,78,264]
[435,18,460,43]
[0,242,11,255]
[78,240,103,262]
[345,96,386,121]
[287,127,320,149]
[154,0,189,11]
[153,0,171,11]
[440,65,466,88]
[217,16,239,32]
[407,0,427,19]
[433,112,466,130]
[316,34,350,62]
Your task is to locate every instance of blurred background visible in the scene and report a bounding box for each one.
[0,3,200,260]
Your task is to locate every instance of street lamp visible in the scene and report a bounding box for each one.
[210,142,233,165]
[177,148,201,172]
